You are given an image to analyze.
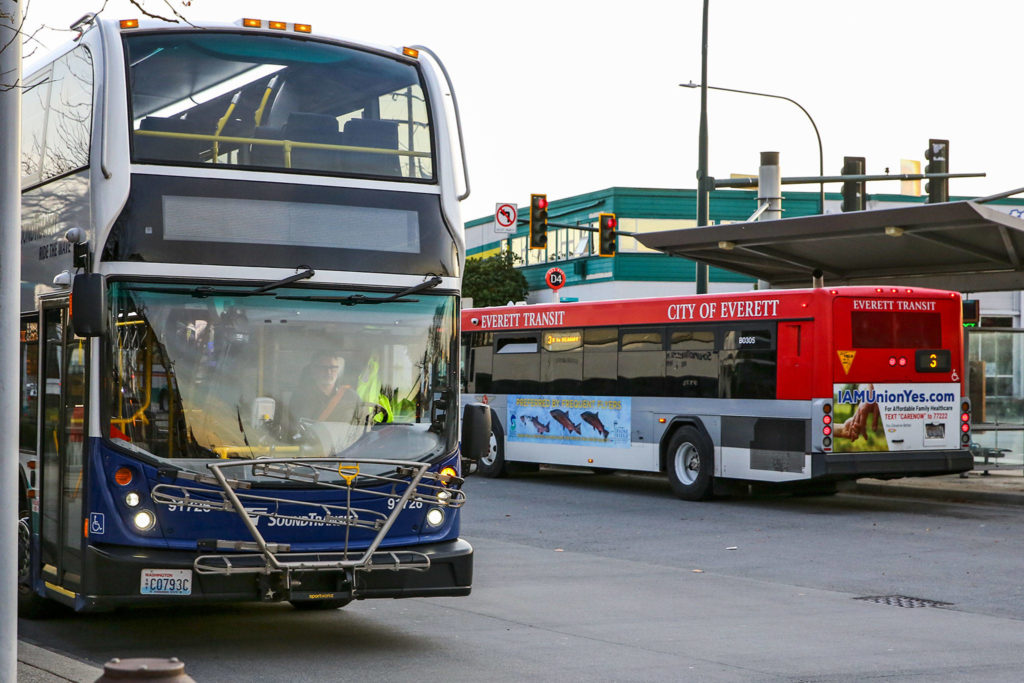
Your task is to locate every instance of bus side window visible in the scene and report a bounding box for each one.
[583,327,618,395]
[667,326,718,398]
[492,334,539,394]
[720,325,777,399]
[469,332,493,393]
[540,329,582,395]
[20,316,40,452]
[619,328,665,397]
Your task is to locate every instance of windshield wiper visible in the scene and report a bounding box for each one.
[276,275,444,306]
[190,267,316,298]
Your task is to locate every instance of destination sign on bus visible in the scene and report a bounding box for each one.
[851,299,937,311]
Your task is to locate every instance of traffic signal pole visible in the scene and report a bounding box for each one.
[694,0,710,294]
[710,171,983,190]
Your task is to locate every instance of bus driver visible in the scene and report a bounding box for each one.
[289,350,359,425]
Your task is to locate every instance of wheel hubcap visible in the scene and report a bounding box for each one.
[481,432,498,467]
[674,442,700,486]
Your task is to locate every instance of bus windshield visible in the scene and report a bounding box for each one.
[125,31,433,180]
[105,282,457,478]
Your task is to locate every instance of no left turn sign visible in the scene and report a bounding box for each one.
[494,203,517,233]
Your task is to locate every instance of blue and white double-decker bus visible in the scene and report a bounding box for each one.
[17,14,487,614]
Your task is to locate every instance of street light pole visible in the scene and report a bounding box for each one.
[682,81,826,215]
[694,0,710,295]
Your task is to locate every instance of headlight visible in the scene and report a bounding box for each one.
[125,492,141,507]
[133,510,156,531]
[425,508,445,527]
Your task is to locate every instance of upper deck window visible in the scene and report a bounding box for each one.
[125,32,433,181]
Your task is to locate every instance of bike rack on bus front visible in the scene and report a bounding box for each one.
[150,458,465,596]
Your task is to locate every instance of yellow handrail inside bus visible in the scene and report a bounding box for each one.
[111,328,152,429]
[253,75,279,127]
[212,92,240,163]
[134,129,429,168]
[213,445,301,459]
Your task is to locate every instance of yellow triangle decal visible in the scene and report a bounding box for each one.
[837,350,856,374]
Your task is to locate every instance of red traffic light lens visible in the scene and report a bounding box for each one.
[536,197,548,209]
[607,217,617,228]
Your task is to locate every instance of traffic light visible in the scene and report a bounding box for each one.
[598,213,617,257]
[840,156,865,212]
[924,138,949,203]
[529,193,548,249]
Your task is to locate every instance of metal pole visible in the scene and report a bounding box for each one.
[682,82,825,214]
[0,1,22,678]
[694,0,710,295]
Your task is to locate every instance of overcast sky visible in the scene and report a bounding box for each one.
[24,0,1024,223]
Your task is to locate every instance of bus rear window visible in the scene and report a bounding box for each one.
[851,311,941,348]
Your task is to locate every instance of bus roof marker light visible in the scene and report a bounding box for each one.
[119,19,140,29]
[242,18,262,28]
[402,47,420,58]
[294,23,312,33]
[268,21,287,30]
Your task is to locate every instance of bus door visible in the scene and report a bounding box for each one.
[38,302,88,595]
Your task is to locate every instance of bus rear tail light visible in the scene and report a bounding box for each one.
[821,402,833,450]
[960,399,971,446]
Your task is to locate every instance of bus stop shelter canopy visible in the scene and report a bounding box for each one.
[637,199,1024,292]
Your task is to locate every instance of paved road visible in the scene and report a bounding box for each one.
[19,469,1024,681]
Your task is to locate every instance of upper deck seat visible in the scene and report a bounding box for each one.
[341,119,400,177]
[135,117,208,163]
[282,112,344,171]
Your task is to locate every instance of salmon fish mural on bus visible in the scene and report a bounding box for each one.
[507,395,630,447]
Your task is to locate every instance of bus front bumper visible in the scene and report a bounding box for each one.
[814,449,973,480]
[75,538,472,612]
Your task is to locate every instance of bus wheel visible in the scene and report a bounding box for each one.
[666,427,713,501]
[477,423,508,478]
[290,599,352,610]
[18,511,57,619]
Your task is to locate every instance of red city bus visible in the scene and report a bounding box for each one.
[460,286,973,500]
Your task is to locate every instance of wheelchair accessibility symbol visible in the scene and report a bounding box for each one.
[90,512,105,535]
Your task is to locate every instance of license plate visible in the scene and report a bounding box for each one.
[140,569,192,595]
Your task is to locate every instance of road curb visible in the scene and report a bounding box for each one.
[18,640,103,682]
[853,482,1024,506]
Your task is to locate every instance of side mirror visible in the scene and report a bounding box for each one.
[70,273,107,337]
[460,402,491,465]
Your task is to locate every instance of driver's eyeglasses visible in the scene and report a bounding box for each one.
[316,364,342,371]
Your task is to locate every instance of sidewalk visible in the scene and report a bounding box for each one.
[853,468,1024,506]
[17,641,102,682]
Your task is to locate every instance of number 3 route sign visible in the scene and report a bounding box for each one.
[545,267,566,291]
[494,203,518,234]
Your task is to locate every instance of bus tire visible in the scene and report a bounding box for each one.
[477,418,508,478]
[290,598,352,610]
[18,509,58,619]
[666,427,714,501]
